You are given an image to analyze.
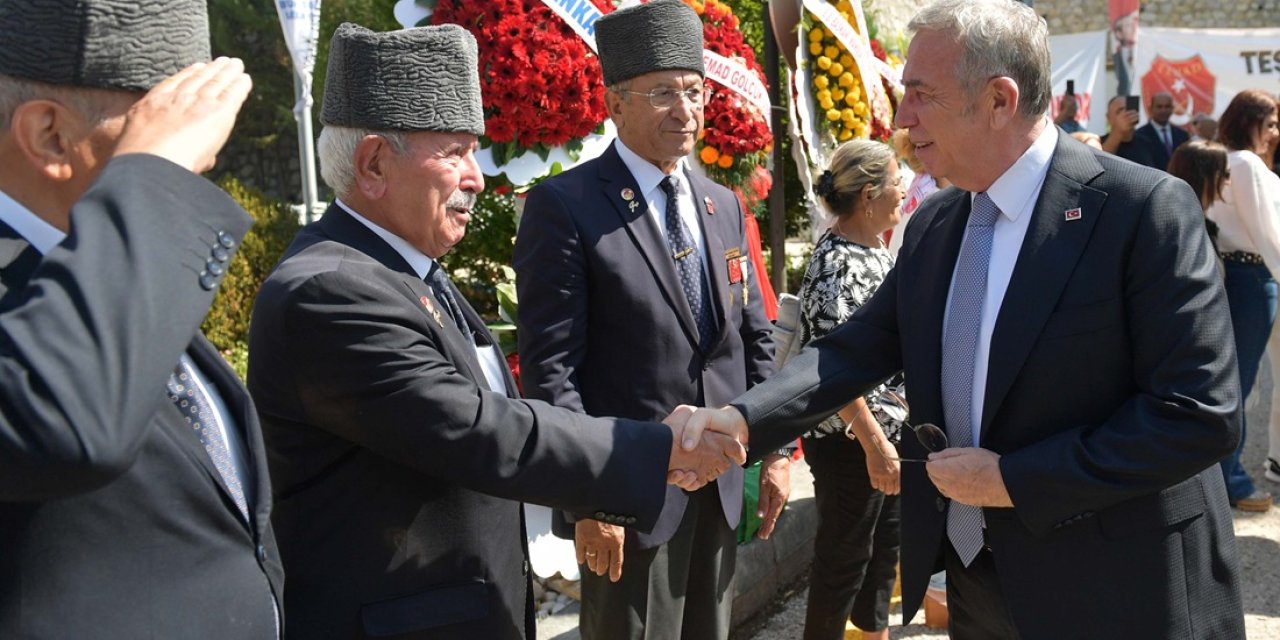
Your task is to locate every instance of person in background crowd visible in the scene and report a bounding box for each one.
[514,3,781,638]
[1167,139,1230,249]
[247,22,742,640]
[1100,95,1139,157]
[888,128,950,255]
[1054,93,1083,133]
[1192,114,1219,143]
[678,0,1246,636]
[1207,89,1280,512]
[0,2,285,637]
[1071,131,1104,150]
[1124,92,1190,170]
[800,139,906,640]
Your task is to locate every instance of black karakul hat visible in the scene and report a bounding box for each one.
[595,0,705,86]
[321,23,484,135]
[0,0,210,91]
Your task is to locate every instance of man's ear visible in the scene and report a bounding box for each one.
[8,100,79,182]
[352,135,393,200]
[987,77,1022,130]
[604,89,625,125]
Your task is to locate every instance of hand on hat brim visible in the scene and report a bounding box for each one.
[112,57,253,174]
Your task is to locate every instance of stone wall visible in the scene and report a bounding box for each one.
[869,0,1279,38]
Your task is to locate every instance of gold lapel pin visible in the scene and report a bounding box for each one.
[704,196,715,215]
[420,296,444,328]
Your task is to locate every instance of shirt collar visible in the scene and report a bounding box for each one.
[614,139,689,200]
[982,121,1058,222]
[336,198,436,280]
[0,188,65,255]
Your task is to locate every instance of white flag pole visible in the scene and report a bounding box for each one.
[275,0,323,224]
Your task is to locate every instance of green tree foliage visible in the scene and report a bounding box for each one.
[201,177,302,377]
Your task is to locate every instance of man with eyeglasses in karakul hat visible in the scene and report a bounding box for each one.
[0,1,282,638]
[513,1,782,637]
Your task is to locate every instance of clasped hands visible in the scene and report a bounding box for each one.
[662,405,749,491]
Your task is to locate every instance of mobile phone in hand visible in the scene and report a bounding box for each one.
[1125,95,1140,112]
[1066,80,1075,95]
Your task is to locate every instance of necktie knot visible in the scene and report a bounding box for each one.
[427,264,473,341]
[970,192,1001,228]
[660,174,680,198]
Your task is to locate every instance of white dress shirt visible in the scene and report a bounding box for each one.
[1207,150,1280,280]
[944,123,1058,445]
[0,188,64,254]
[340,199,512,395]
[614,139,713,279]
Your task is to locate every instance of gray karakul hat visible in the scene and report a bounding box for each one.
[321,23,484,135]
[595,0,704,87]
[0,0,210,91]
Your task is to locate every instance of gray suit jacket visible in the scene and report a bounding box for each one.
[0,156,282,638]
[514,142,775,547]
[736,135,1245,638]
[248,204,674,640]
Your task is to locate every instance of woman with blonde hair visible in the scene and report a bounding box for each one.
[798,139,905,640]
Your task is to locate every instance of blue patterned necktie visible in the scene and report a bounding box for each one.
[659,175,717,352]
[427,263,474,344]
[167,355,249,519]
[941,192,1001,567]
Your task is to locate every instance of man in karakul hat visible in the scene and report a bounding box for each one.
[513,0,782,637]
[246,22,745,640]
[0,1,280,638]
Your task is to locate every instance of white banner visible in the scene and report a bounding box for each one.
[1048,30,1108,133]
[538,0,772,127]
[1133,27,1280,126]
[275,0,322,111]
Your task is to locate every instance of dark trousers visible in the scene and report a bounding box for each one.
[579,483,736,640]
[803,434,900,639]
[943,540,1022,639]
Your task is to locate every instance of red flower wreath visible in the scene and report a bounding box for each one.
[431,0,612,154]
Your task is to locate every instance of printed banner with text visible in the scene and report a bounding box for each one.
[1134,27,1280,125]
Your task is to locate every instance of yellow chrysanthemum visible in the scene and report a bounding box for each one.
[823,46,839,60]
[826,108,842,122]
[838,72,854,88]
[814,75,830,90]
[808,28,824,42]
[829,62,844,76]
[819,97,835,111]
[817,56,832,70]
[809,42,823,56]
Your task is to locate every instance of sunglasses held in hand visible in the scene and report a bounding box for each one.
[858,389,949,462]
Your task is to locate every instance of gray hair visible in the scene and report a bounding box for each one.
[0,73,135,131]
[909,0,1051,119]
[317,126,409,197]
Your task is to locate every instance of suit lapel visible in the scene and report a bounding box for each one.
[904,189,971,427]
[981,140,1107,436]
[598,145,702,348]
[187,336,269,531]
[0,221,40,299]
[685,174,732,351]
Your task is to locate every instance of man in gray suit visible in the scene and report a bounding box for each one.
[513,2,781,637]
[0,2,282,637]
[681,0,1245,638]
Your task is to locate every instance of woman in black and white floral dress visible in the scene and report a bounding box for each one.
[798,139,906,640]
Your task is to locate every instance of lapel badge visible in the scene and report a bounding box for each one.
[629,200,639,213]
[621,187,635,201]
[704,196,715,215]
[420,295,444,328]
[1064,207,1082,222]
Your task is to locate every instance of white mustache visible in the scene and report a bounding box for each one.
[446,191,476,211]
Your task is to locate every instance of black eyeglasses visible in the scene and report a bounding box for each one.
[861,389,949,462]
[617,86,706,110]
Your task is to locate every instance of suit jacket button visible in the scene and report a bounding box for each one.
[206,259,225,276]
[625,516,637,525]
[212,245,230,262]
[594,511,606,520]
[217,231,236,249]
[936,497,946,512]
[256,544,267,562]
[199,272,219,291]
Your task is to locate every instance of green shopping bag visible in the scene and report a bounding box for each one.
[737,461,763,544]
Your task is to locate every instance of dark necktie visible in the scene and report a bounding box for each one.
[167,355,249,519]
[941,192,1001,567]
[659,175,718,352]
[427,263,473,343]
[1161,126,1172,154]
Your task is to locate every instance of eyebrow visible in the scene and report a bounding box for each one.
[901,79,926,89]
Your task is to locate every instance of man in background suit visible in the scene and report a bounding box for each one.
[513,2,780,637]
[247,23,740,640]
[1118,92,1190,170]
[0,2,282,637]
[681,0,1245,638]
